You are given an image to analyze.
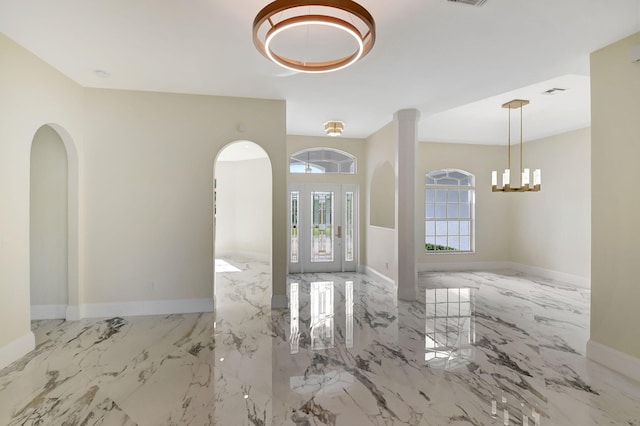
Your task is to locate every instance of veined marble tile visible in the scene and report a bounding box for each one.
[1,256,640,425]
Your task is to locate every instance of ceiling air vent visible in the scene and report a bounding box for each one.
[447,0,488,6]
[542,88,567,95]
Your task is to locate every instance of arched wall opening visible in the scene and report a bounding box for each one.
[213,140,273,299]
[29,124,78,321]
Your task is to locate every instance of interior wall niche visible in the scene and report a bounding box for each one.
[30,125,68,316]
[369,161,395,228]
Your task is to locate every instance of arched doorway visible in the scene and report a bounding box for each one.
[30,125,69,320]
[213,141,273,302]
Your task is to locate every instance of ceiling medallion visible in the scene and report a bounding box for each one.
[253,0,376,73]
[324,120,344,136]
[492,99,541,192]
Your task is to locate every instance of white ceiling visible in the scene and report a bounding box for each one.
[1,0,639,143]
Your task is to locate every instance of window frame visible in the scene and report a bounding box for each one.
[425,169,475,254]
[289,148,356,174]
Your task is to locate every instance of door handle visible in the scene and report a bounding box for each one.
[336,225,342,238]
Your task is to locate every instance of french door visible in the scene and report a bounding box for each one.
[289,184,358,273]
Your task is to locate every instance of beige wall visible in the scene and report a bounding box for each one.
[365,122,398,280]
[511,128,591,278]
[591,32,640,359]
[0,34,84,354]
[30,125,69,306]
[215,157,272,257]
[81,88,286,303]
[416,142,511,266]
[0,33,288,365]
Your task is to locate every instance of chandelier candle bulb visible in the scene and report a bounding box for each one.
[522,168,530,186]
[492,171,498,186]
[533,169,541,186]
[503,169,510,187]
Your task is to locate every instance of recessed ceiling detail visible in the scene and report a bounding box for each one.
[252,0,376,73]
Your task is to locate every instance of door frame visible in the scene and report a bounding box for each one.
[288,183,358,273]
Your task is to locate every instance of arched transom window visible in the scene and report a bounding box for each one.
[290,148,356,174]
[425,169,475,252]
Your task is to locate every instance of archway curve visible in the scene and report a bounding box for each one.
[29,123,80,321]
[212,140,273,302]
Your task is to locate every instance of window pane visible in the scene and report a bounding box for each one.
[436,190,447,203]
[447,190,459,202]
[436,204,447,219]
[426,236,436,245]
[440,178,457,185]
[460,190,469,203]
[447,203,459,218]
[426,177,435,185]
[460,236,470,251]
[436,221,448,235]
[460,221,470,235]
[436,236,448,248]
[426,221,435,236]
[460,204,470,218]
[426,204,435,219]
[448,221,459,235]
[448,236,459,250]
[426,189,435,203]
[345,192,354,262]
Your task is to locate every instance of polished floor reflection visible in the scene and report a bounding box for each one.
[1,256,640,425]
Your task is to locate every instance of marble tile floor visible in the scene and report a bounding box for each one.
[1,256,639,425]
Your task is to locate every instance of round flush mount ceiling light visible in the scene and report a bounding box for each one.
[324,120,344,136]
[253,0,376,73]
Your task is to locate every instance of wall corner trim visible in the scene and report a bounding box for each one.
[271,295,288,309]
[31,304,68,320]
[0,331,36,371]
[587,339,640,384]
[364,266,396,287]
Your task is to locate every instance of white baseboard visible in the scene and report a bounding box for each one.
[0,331,35,371]
[364,266,395,286]
[507,262,590,288]
[271,295,288,309]
[417,261,590,288]
[418,261,510,272]
[77,298,214,319]
[66,305,80,321]
[216,251,270,263]
[587,340,640,383]
[31,304,67,320]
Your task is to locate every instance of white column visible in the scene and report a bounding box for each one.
[395,109,420,301]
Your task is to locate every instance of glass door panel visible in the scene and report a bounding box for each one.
[311,191,334,263]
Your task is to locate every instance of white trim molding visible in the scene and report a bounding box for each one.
[78,298,214,319]
[508,262,590,288]
[0,332,35,371]
[417,261,590,288]
[418,261,510,272]
[364,266,395,287]
[66,305,80,321]
[587,339,640,383]
[271,295,288,309]
[31,304,67,320]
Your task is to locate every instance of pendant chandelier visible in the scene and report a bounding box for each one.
[324,120,344,136]
[253,0,376,73]
[491,99,541,192]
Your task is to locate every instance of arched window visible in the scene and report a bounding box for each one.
[290,148,356,174]
[425,169,475,252]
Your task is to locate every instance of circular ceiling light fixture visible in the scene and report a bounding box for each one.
[253,0,376,73]
[324,120,344,136]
